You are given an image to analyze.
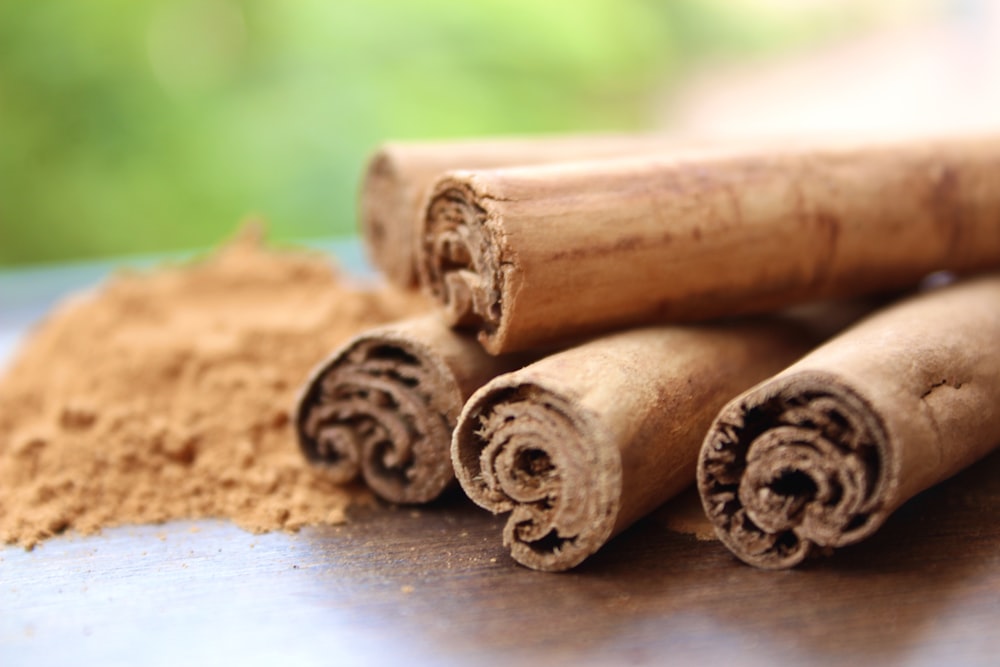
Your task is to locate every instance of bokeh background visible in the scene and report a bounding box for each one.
[1,0,995,267]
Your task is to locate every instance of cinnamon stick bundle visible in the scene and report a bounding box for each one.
[452,319,821,571]
[360,134,682,286]
[697,275,1000,569]
[295,314,531,504]
[418,134,1000,354]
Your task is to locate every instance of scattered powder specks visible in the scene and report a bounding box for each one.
[0,228,427,548]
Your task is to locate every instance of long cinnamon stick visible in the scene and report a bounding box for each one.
[697,275,1000,569]
[418,134,1000,354]
[452,319,823,571]
[360,135,683,286]
[295,314,530,504]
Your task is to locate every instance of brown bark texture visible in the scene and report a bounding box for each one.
[698,275,1000,569]
[452,319,823,571]
[295,314,530,504]
[418,134,1000,354]
[360,134,682,286]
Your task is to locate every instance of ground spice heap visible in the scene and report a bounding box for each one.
[0,229,427,548]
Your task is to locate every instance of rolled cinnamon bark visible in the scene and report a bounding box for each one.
[419,134,1000,353]
[698,275,1000,569]
[452,319,820,571]
[361,134,682,286]
[295,314,531,504]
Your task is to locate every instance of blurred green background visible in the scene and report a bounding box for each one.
[0,0,921,266]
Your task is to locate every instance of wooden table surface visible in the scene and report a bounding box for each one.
[2,246,999,666]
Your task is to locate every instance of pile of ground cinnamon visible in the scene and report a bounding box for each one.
[0,228,427,548]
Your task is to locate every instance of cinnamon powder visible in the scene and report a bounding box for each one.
[0,229,427,548]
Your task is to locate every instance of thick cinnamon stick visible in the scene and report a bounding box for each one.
[295,314,530,504]
[418,134,1000,354]
[360,135,682,286]
[452,319,820,571]
[697,275,1000,569]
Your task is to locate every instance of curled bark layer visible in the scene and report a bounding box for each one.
[296,315,527,504]
[698,276,1000,568]
[419,135,1000,354]
[360,135,681,287]
[453,321,816,571]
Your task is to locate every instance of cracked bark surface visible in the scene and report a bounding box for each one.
[699,275,1000,568]
[452,321,815,571]
[417,135,1000,354]
[360,135,688,287]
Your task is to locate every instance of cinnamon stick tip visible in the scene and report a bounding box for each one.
[418,173,508,341]
[697,370,894,569]
[359,147,421,286]
[453,376,622,571]
[295,325,462,504]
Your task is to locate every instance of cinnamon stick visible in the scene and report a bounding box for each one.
[360,135,683,286]
[697,275,1000,569]
[418,134,1000,354]
[452,319,822,571]
[294,314,530,504]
